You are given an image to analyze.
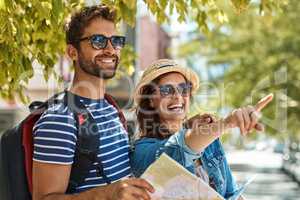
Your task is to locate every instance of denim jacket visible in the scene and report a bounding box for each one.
[131,128,239,199]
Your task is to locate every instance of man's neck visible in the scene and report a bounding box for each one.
[70,72,106,100]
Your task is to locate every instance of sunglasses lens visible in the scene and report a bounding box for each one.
[90,35,107,49]
[159,85,174,97]
[178,83,192,96]
[158,83,192,97]
[111,36,126,49]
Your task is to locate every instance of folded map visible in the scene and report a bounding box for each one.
[141,153,253,200]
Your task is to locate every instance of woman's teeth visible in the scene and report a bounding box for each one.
[167,104,184,112]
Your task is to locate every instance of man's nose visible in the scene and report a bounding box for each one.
[103,40,115,55]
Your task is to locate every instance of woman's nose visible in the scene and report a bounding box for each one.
[172,89,182,99]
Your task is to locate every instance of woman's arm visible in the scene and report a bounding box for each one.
[185,94,273,153]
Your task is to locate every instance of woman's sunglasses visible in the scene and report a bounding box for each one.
[79,34,126,50]
[157,82,192,97]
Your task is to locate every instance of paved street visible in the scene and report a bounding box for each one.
[227,151,300,200]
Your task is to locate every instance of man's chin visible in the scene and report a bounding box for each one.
[101,71,117,79]
[92,67,117,79]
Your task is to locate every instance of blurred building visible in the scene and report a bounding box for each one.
[137,15,171,70]
[0,60,64,133]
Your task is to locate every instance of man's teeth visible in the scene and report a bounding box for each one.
[99,58,115,63]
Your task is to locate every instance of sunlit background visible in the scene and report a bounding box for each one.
[0,0,299,199]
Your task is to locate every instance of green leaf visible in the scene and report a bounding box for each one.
[4,0,13,10]
[144,0,159,14]
[120,44,137,76]
[118,1,136,27]
[123,0,136,10]
[0,0,5,10]
[0,65,5,85]
[157,10,168,24]
[231,0,251,14]
[52,0,63,21]
[169,0,175,15]
[159,0,168,9]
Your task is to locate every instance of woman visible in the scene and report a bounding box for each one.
[131,59,273,199]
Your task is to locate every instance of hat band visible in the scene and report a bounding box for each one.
[158,64,175,68]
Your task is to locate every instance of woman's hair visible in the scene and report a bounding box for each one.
[136,72,191,139]
[136,78,162,139]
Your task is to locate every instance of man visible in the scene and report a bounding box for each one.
[32,5,154,200]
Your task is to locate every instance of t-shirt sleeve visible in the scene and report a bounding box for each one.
[32,104,77,165]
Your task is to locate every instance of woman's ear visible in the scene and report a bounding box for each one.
[149,98,154,108]
[67,44,78,61]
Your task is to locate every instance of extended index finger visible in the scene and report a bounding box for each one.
[255,93,274,112]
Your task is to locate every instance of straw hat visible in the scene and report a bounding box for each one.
[134,59,199,106]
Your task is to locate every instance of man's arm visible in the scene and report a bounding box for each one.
[32,161,155,200]
[32,161,103,200]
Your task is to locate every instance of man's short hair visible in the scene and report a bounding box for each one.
[65,5,117,49]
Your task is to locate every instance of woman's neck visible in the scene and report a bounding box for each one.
[160,119,183,134]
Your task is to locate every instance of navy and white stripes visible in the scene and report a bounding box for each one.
[33,95,131,193]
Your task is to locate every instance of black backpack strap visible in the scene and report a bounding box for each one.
[29,91,66,114]
[30,91,110,193]
[104,93,127,132]
[63,91,111,193]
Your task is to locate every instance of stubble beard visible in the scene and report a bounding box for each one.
[78,53,119,80]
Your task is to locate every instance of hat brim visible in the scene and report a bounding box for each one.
[134,66,199,106]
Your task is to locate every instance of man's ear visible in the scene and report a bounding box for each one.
[67,44,78,61]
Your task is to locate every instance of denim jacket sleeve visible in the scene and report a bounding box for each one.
[217,141,239,199]
[130,128,202,177]
[201,139,239,199]
[221,147,239,199]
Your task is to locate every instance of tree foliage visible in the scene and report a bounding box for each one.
[178,0,299,138]
[0,0,83,101]
[0,0,287,101]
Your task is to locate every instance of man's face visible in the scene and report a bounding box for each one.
[76,18,121,79]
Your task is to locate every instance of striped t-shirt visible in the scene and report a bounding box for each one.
[33,94,131,193]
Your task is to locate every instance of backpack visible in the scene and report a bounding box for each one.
[0,90,127,200]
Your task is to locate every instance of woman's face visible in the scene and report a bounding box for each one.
[151,72,191,124]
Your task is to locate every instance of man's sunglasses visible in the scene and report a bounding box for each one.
[156,82,192,97]
[79,34,126,50]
